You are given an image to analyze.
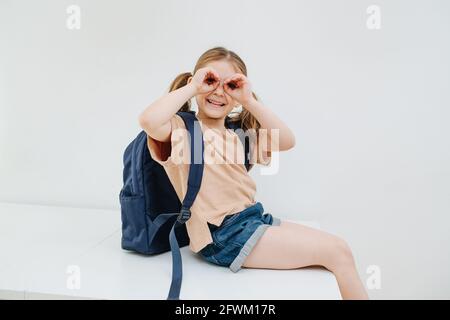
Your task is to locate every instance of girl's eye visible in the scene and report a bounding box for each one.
[227,81,237,90]
[205,77,216,85]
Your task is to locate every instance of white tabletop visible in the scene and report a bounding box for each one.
[0,202,340,300]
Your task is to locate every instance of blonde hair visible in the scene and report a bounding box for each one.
[168,47,260,132]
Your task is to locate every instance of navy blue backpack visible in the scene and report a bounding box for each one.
[119,111,250,300]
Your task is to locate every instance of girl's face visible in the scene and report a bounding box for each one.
[194,60,241,120]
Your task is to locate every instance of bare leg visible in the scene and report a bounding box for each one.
[242,221,369,300]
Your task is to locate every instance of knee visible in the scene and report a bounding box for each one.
[324,236,355,272]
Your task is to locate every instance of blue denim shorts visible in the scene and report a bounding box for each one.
[198,202,281,273]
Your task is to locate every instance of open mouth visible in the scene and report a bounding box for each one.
[206,98,226,107]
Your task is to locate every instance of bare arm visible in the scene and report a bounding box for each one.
[222,73,295,152]
[138,83,197,142]
[245,98,296,151]
[138,67,221,142]
[222,74,295,152]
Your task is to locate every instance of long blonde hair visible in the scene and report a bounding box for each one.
[168,47,260,132]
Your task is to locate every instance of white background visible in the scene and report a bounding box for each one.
[1,0,449,299]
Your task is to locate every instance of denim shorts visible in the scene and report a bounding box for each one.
[198,202,281,273]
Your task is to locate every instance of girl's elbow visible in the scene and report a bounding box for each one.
[139,113,155,131]
[138,114,145,127]
[284,133,296,151]
[290,132,296,148]
[278,137,295,151]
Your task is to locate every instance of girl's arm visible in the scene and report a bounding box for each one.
[138,67,221,142]
[223,74,296,152]
[244,98,296,151]
[138,83,197,142]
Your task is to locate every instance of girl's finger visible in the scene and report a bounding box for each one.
[226,78,245,90]
[210,70,221,81]
[231,74,246,82]
[224,90,234,99]
[204,71,220,86]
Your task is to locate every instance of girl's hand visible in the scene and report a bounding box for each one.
[189,67,221,95]
[223,74,255,105]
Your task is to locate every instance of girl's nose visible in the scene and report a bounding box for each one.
[213,81,225,95]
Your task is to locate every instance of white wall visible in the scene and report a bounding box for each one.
[1,0,449,299]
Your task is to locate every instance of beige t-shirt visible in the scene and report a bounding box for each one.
[146,114,271,253]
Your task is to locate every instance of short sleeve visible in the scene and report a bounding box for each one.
[146,114,190,166]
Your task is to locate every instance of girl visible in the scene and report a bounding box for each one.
[139,47,369,300]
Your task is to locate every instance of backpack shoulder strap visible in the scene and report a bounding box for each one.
[225,116,252,171]
[166,111,204,300]
[176,111,204,214]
